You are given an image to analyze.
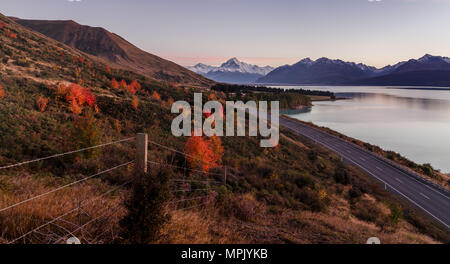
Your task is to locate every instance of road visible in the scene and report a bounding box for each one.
[278,116,450,229]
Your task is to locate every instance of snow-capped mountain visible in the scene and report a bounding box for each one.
[256,54,450,86]
[187,58,274,84]
[187,63,218,75]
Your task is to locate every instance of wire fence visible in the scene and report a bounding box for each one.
[0,134,231,244]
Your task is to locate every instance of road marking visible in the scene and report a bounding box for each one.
[346,150,351,153]
[376,166,383,171]
[360,157,366,162]
[395,178,403,184]
[281,119,450,229]
[420,193,430,200]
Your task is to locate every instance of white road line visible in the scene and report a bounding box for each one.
[376,166,383,171]
[420,193,431,200]
[360,157,366,161]
[395,178,403,184]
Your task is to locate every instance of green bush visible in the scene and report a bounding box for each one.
[120,168,171,244]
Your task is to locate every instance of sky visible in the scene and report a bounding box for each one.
[1,0,450,68]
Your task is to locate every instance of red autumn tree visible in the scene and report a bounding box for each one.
[64,84,97,115]
[120,79,128,89]
[106,66,111,75]
[131,96,139,110]
[152,91,161,101]
[111,78,119,90]
[184,136,215,173]
[0,84,5,100]
[184,136,224,173]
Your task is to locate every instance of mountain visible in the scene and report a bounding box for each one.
[256,55,450,86]
[354,54,450,86]
[187,63,217,75]
[12,18,213,87]
[256,57,377,85]
[188,58,274,84]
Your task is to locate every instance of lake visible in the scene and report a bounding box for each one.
[278,86,450,173]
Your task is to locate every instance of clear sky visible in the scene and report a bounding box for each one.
[1,0,449,68]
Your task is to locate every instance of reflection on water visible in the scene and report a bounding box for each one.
[282,86,450,173]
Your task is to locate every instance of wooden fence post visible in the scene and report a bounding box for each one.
[136,133,148,174]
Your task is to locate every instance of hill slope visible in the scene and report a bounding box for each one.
[0,13,447,244]
[13,18,213,88]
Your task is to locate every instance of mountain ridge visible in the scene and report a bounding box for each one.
[13,18,214,88]
[188,58,274,84]
[256,54,450,86]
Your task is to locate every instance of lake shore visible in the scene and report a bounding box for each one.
[281,115,450,189]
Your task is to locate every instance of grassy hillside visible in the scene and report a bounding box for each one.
[0,14,448,244]
[13,18,214,88]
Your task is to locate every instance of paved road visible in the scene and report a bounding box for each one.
[279,116,450,229]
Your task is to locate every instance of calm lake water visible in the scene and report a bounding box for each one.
[278,86,450,173]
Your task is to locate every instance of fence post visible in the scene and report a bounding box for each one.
[136,133,148,174]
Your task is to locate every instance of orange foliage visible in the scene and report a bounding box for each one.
[120,79,127,89]
[152,91,161,101]
[0,84,5,100]
[5,29,17,39]
[127,80,141,94]
[184,136,224,173]
[131,96,139,110]
[106,66,111,75]
[209,136,224,166]
[111,78,119,90]
[58,83,97,115]
[0,22,5,29]
[167,97,175,107]
[36,96,49,112]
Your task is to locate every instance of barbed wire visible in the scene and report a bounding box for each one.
[0,137,135,171]
[0,161,133,214]
[8,179,133,244]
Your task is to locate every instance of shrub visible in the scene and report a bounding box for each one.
[120,168,171,244]
[294,173,315,188]
[348,185,363,199]
[36,96,49,112]
[388,203,403,225]
[352,200,382,223]
[232,194,257,221]
[334,165,351,185]
[0,84,5,100]
[131,96,139,110]
[69,110,100,158]
[296,188,327,212]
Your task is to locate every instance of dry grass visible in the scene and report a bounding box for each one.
[155,192,440,244]
[0,173,127,244]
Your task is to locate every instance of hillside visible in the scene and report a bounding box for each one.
[0,13,448,244]
[13,18,214,88]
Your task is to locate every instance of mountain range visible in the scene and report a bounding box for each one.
[188,58,274,84]
[12,18,213,87]
[256,55,450,86]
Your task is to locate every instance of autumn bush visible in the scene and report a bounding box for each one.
[0,84,5,99]
[184,136,224,173]
[36,95,49,112]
